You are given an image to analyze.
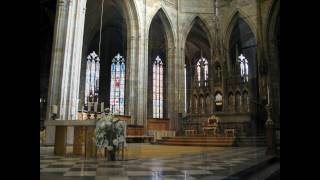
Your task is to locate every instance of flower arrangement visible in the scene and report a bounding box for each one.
[94,110,127,160]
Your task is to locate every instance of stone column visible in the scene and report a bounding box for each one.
[136,2,148,131]
[167,47,176,130]
[45,0,87,145]
[45,0,70,145]
[137,31,148,128]
[129,35,138,125]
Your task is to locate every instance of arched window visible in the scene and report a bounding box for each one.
[84,51,100,107]
[215,63,222,84]
[242,91,249,112]
[215,92,223,112]
[110,53,125,115]
[228,93,234,112]
[235,91,241,112]
[196,61,201,87]
[206,95,211,113]
[238,54,249,82]
[152,56,163,118]
[184,64,187,113]
[193,95,198,114]
[196,57,209,87]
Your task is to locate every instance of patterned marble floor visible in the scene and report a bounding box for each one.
[40,144,268,180]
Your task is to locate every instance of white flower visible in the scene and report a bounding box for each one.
[118,135,125,143]
[113,139,119,146]
[107,146,114,151]
[106,121,112,126]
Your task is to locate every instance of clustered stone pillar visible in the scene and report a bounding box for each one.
[45,0,87,145]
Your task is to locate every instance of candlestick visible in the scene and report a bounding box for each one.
[267,84,270,105]
[94,102,98,112]
[88,102,92,112]
[101,102,104,113]
[51,105,57,114]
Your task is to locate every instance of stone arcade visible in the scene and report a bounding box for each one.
[40,0,280,179]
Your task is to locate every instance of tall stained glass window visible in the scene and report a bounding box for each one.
[84,51,100,106]
[110,53,125,115]
[184,64,187,113]
[196,57,209,87]
[153,56,163,118]
[238,53,249,82]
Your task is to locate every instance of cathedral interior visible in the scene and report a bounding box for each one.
[40,0,280,179]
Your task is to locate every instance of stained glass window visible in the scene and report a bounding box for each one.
[196,61,201,87]
[110,53,125,115]
[84,51,100,106]
[238,53,249,82]
[153,56,163,118]
[184,64,187,113]
[196,57,209,87]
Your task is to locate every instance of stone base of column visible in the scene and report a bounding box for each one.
[266,120,276,156]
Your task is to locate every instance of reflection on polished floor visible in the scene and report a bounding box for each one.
[40,144,271,180]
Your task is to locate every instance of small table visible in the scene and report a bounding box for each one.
[184,129,197,136]
[225,129,235,137]
[203,127,217,136]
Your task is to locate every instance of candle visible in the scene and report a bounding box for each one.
[94,102,98,112]
[101,102,104,113]
[267,84,270,104]
[88,102,92,112]
[51,105,57,114]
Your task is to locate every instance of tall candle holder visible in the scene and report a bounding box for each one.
[265,103,275,155]
[265,104,273,126]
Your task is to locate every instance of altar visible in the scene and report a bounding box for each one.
[44,118,147,158]
[44,120,98,158]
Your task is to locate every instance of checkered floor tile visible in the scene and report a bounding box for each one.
[41,146,268,180]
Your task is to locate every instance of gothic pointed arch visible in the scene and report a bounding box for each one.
[148,8,175,47]
[183,16,213,51]
[184,15,212,116]
[147,8,175,119]
[224,11,257,48]
[79,0,140,116]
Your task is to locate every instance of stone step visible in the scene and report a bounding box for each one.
[157,141,235,147]
[158,136,266,147]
